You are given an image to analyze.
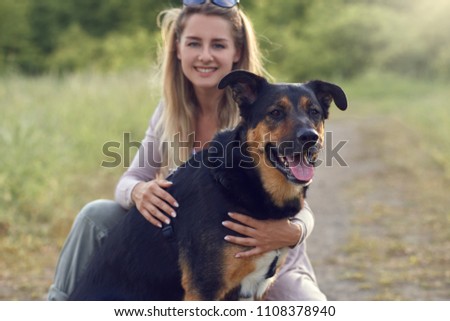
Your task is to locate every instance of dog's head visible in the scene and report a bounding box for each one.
[219,70,347,191]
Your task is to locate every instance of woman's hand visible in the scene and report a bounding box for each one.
[131,180,179,228]
[222,212,302,258]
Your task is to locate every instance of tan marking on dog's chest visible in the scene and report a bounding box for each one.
[221,245,288,300]
[218,245,257,299]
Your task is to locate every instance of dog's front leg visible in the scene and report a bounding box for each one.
[180,245,256,300]
[179,256,204,300]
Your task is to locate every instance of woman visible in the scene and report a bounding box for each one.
[48,0,326,301]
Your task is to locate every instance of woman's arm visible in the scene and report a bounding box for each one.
[114,103,164,209]
[114,103,179,227]
[222,201,315,258]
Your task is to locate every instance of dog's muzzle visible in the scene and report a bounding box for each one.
[267,128,321,185]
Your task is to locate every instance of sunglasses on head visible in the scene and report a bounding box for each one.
[183,0,239,9]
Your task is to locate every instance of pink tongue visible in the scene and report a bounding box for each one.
[287,157,314,182]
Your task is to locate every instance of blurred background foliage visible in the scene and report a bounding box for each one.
[1,0,449,80]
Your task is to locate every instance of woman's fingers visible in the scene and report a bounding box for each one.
[223,234,265,258]
[234,247,263,258]
[150,201,172,222]
[152,184,179,215]
[222,218,257,238]
[140,206,166,228]
[223,234,256,247]
[134,179,179,228]
[147,194,175,218]
[227,212,260,228]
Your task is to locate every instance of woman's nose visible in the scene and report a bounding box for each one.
[198,47,213,62]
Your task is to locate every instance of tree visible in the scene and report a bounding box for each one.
[0,0,31,73]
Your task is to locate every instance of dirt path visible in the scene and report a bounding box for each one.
[306,116,381,300]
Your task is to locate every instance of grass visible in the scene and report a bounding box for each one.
[0,69,448,300]
[0,69,160,299]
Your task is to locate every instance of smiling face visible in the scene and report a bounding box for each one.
[177,14,241,92]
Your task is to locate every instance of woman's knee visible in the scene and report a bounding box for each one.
[75,199,127,232]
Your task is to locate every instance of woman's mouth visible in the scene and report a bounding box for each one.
[195,67,218,74]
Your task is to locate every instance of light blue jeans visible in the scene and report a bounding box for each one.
[47,199,326,301]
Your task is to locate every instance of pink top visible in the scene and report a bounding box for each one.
[114,102,315,239]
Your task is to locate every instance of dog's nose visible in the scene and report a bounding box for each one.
[297,128,319,149]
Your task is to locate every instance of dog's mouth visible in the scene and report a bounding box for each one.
[266,144,318,185]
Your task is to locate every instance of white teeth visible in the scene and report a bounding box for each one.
[196,67,215,73]
[279,153,315,167]
[279,156,289,167]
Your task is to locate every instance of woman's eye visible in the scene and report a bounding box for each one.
[212,43,225,49]
[188,42,200,47]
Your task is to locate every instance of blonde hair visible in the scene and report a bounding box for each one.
[155,3,268,178]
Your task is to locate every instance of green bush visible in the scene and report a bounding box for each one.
[48,25,157,74]
[0,0,32,73]
[374,1,450,79]
[254,1,393,81]
[251,0,450,81]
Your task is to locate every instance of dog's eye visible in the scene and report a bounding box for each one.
[269,109,283,119]
[309,108,321,118]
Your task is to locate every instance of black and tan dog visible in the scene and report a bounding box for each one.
[69,70,347,300]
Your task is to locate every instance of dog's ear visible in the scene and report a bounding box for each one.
[306,80,348,112]
[218,70,267,106]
